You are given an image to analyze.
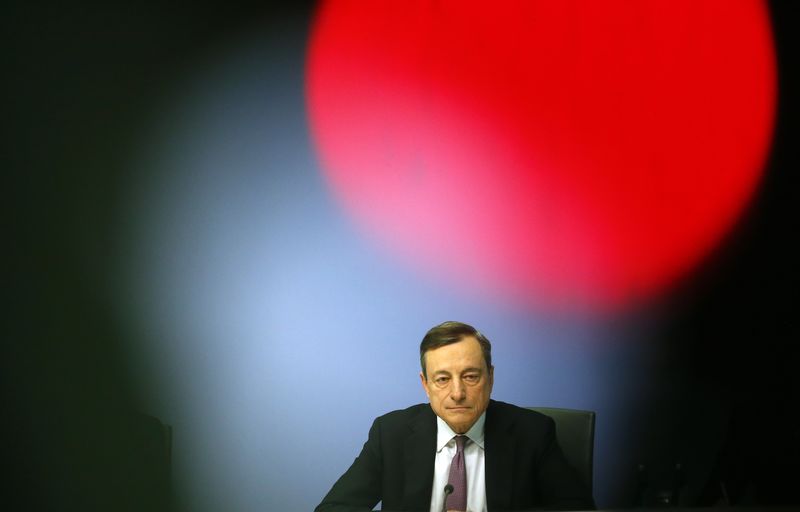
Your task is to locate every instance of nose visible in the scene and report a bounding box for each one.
[450,379,466,402]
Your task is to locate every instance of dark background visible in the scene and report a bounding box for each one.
[4,1,797,510]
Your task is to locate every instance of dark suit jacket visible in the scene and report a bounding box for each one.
[316,400,594,511]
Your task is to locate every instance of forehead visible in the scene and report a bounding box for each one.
[425,336,485,372]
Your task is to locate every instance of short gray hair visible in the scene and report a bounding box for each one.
[419,321,492,378]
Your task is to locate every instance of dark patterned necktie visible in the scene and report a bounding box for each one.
[446,435,467,511]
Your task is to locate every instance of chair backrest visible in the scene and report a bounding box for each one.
[118,412,173,510]
[528,407,595,493]
[161,422,173,478]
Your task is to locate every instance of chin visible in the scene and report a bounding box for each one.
[448,418,473,432]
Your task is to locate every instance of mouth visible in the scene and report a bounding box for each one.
[447,406,472,412]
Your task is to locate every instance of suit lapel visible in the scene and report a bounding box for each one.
[485,401,514,511]
[403,405,437,511]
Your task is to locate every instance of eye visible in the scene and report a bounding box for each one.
[434,376,450,386]
[463,374,480,384]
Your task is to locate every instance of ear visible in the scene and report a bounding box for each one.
[420,371,431,399]
[488,365,494,389]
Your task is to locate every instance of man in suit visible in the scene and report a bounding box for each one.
[316,321,594,512]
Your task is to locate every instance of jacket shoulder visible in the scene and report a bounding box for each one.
[488,400,555,429]
[375,403,432,425]
[367,403,435,446]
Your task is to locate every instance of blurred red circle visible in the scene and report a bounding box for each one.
[306,0,776,309]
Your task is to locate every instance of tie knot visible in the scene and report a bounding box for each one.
[455,435,467,451]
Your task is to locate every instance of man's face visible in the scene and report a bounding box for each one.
[420,336,494,434]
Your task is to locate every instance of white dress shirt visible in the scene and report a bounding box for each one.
[428,412,487,512]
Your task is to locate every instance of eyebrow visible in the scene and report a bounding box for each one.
[432,368,483,376]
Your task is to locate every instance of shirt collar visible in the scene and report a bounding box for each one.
[435,411,486,452]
